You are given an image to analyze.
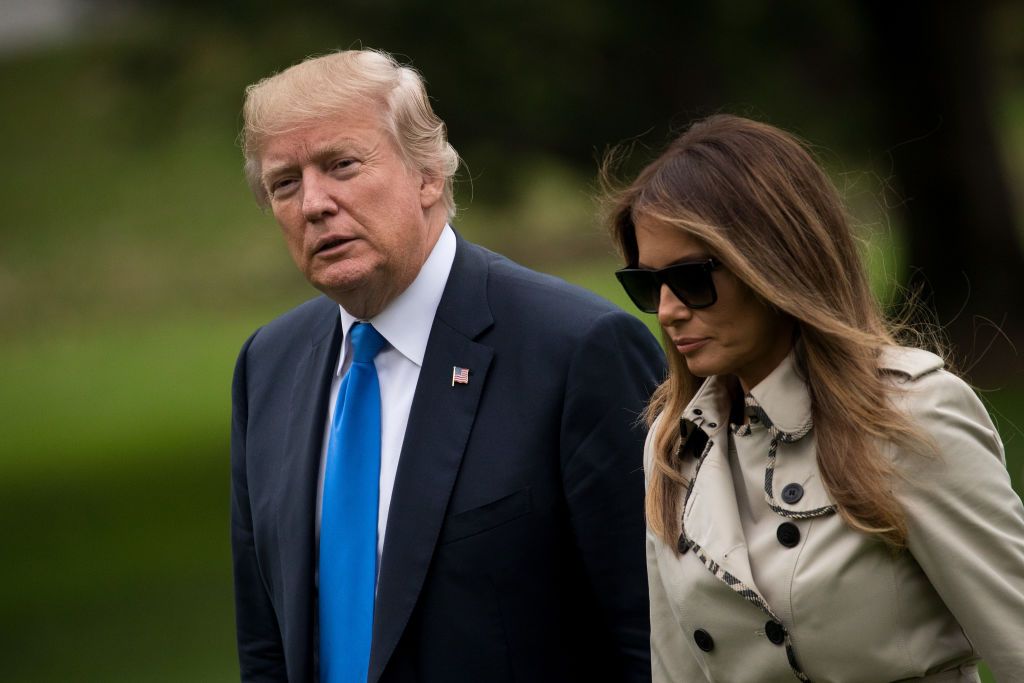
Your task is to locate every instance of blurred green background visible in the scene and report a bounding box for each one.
[1,1,1022,681]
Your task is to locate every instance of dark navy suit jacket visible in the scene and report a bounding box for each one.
[231,235,665,682]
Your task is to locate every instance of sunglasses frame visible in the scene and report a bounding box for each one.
[614,258,721,313]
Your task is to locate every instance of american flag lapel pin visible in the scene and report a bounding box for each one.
[451,366,470,386]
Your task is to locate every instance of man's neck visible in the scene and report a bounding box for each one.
[331,216,449,320]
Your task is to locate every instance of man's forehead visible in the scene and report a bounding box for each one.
[259,114,389,165]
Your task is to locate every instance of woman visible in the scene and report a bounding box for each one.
[607,115,1024,682]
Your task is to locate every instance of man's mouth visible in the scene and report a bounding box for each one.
[314,236,351,255]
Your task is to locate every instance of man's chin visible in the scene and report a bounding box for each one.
[311,272,395,318]
[307,263,375,296]
[314,280,368,304]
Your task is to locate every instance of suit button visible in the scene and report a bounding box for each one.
[781,483,804,504]
[693,629,714,652]
[777,522,801,547]
[765,620,786,645]
[677,533,692,553]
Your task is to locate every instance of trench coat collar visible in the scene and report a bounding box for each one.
[745,352,813,441]
[680,372,730,441]
[681,350,812,442]
[678,350,831,558]
[682,346,944,441]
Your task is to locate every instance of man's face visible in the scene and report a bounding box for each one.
[258,107,444,316]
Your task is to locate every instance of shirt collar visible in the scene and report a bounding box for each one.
[336,224,457,374]
[681,348,813,442]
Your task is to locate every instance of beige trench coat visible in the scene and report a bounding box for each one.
[647,347,1024,682]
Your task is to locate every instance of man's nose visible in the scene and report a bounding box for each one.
[301,171,338,221]
[657,284,693,327]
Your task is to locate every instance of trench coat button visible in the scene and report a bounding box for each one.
[677,533,692,553]
[781,483,804,504]
[693,629,714,652]
[777,522,801,547]
[765,620,786,645]
[693,408,703,416]
[707,422,717,429]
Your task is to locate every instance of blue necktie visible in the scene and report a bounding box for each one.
[320,322,386,683]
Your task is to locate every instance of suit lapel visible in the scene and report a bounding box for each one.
[278,303,341,674]
[368,238,494,683]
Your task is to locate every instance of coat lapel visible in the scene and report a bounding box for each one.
[368,238,494,683]
[683,432,759,590]
[681,379,759,592]
[278,304,341,676]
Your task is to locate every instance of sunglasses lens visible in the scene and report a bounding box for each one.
[615,262,717,313]
[664,264,716,308]
[615,270,660,313]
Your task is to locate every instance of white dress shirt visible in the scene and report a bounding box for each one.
[316,225,457,564]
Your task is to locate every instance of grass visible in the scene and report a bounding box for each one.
[0,314,260,681]
[2,450,237,682]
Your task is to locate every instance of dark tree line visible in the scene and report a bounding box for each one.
[861,0,1023,379]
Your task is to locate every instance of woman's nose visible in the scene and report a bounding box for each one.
[657,284,692,327]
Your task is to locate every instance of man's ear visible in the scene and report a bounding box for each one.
[419,171,445,209]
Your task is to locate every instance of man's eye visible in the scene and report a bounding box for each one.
[332,158,357,172]
[269,178,297,195]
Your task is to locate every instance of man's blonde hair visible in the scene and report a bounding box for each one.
[241,49,460,218]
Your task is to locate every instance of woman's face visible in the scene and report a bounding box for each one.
[633,214,794,392]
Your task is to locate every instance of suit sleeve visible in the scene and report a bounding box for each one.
[560,310,665,683]
[895,370,1024,680]
[231,329,288,681]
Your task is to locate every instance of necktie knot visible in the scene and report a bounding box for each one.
[349,322,386,363]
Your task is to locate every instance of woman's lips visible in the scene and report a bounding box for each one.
[674,338,709,353]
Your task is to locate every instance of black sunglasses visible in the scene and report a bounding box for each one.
[615,258,721,313]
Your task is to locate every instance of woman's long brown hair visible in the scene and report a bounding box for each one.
[605,115,933,550]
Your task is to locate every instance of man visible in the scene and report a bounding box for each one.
[231,49,664,683]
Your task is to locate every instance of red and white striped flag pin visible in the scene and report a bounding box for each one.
[451,366,470,386]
